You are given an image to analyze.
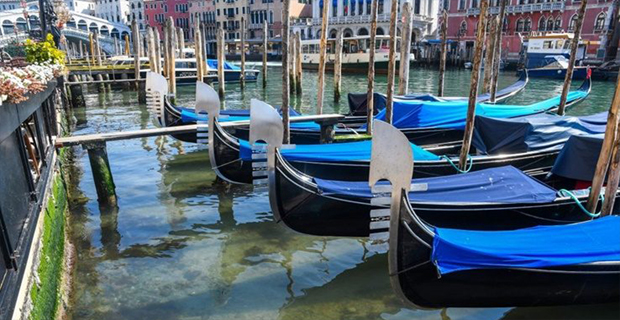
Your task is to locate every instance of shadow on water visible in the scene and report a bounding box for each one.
[66,70,620,320]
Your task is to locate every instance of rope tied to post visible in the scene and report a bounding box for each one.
[440,154,473,174]
[558,187,604,218]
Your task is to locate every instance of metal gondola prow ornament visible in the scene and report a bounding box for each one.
[368,120,415,299]
[196,81,220,151]
[249,99,285,186]
[145,72,169,127]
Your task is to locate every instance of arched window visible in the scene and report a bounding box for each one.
[568,14,577,31]
[538,17,546,31]
[524,18,531,32]
[546,17,554,31]
[554,17,561,31]
[595,12,606,31]
[459,20,467,35]
[516,18,524,32]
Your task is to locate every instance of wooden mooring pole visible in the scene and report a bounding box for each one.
[398,1,413,95]
[384,0,398,124]
[240,17,246,89]
[89,33,95,64]
[316,0,329,114]
[147,27,157,73]
[167,17,177,97]
[133,20,146,102]
[195,18,204,82]
[458,0,488,171]
[262,21,268,89]
[438,9,448,97]
[334,29,343,102]
[490,0,507,102]
[154,27,162,74]
[366,0,379,134]
[295,33,302,95]
[282,0,291,143]
[177,27,185,59]
[217,26,225,99]
[124,34,130,56]
[289,31,296,95]
[68,74,85,108]
[482,14,498,94]
[602,120,620,215]
[558,0,588,115]
[85,142,117,207]
[587,75,620,213]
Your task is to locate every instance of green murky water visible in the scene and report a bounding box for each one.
[67,67,620,320]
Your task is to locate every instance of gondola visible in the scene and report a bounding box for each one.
[210,99,605,185]
[268,122,614,237]
[368,121,620,308]
[390,191,620,308]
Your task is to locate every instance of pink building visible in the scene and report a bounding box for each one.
[445,0,614,62]
[144,0,190,39]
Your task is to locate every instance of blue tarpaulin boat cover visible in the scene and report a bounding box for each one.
[315,166,558,204]
[179,107,320,129]
[551,134,604,181]
[206,59,241,70]
[432,215,620,275]
[472,112,607,155]
[239,139,440,162]
[371,89,589,130]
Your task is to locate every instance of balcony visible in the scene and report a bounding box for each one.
[467,2,565,16]
[312,13,432,26]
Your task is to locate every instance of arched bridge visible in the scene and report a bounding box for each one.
[0,3,131,54]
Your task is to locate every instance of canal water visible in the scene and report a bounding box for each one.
[67,68,620,320]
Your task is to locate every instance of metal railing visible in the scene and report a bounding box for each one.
[467,2,565,15]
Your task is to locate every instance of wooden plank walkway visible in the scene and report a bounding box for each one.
[55,114,345,147]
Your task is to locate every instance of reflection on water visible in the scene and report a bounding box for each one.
[67,68,619,320]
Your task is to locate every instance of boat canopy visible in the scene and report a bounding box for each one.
[550,134,604,181]
[239,139,440,162]
[370,88,588,130]
[431,215,620,275]
[206,59,241,71]
[315,166,557,204]
[472,112,607,155]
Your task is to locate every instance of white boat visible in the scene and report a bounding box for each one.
[300,35,415,73]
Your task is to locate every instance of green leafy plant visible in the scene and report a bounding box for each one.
[24,34,65,66]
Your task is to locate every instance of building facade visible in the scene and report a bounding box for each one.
[302,0,438,41]
[248,0,311,40]
[129,0,146,30]
[65,0,96,15]
[144,0,190,38]
[93,0,131,25]
[445,0,615,62]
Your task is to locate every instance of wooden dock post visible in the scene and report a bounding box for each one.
[438,9,448,97]
[194,18,204,82]
[124,34,130,56]
[147,27,157,72]
[68,74,85,108]
[167,17,177,97]
[177,27,185,59]
[289,31,296,95]
[217,27,225,99]
[282,0,291,143]
[366,0,379,134]
[79,41,84,58]
[384,0,399,124]
[89,33,95,64]
[333,29,343,102]
[316,0,330,114]
[240,17,246,89]
[558,0,588,115]
[154,27,162,74]
[398,1,413,95]
[201,23,208,76]
[587,76,620,213]
[482,14,498,94]
[458,0,488,171]
[602,122,620,215]
[295,33,302,95]
[490,0,507,102]
[262,21,268,89]
[85,142,117,207]
[113,37,119,56]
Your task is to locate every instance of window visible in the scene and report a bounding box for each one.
[595,12,606,31]
[458,0,465,10]
[538,17,546,31]
[524,18,531,32]
[471,0,478,8]
[516,18,524,32]
[554,17,561,31]
[543,40,552,49]
[546,17,554,31]
[568,14,577,31]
